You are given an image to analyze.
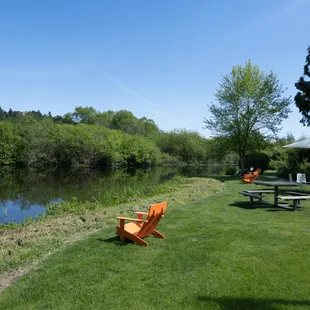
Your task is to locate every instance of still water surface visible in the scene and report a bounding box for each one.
[0,165,235,224]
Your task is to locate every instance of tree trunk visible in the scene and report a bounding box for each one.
[240,156,245,170]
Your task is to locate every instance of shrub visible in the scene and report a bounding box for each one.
[243,151,270,173]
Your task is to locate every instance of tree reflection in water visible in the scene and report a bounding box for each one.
[0,164,236,224]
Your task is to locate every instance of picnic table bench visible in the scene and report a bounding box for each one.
[277,195,310,211]
[239,191,263,207]
[285,191,310,196]
[283,192,310,207]
[239,189,275,207]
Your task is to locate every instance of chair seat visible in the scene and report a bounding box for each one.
[121,222,141,236]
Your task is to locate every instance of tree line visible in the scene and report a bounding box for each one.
[0,107,216,169]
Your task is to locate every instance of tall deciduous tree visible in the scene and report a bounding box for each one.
[204,60,291,169]
[295,46,310,125]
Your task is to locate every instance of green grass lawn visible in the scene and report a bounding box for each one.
[1,176,310,309]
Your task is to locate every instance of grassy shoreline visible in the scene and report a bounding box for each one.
[0,176,223,292]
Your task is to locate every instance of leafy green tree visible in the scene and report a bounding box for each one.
[72,106,98,124]
[269,146,310,178]
[273,133,295,147]
[139,117,160,137]
[17,118,57,167]
[52,115,64,123]
[111,110,142,135]
[295,46,310,125]
[0,122,22,165]
[94,110,115,127]
[61,113,75,124]
[25,110,43,120]
[204,60,291,169]
[120,134,160,166]
[156,129,210,163]
[0,107,7,120]
[7,108,23,121]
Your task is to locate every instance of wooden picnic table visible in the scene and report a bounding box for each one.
[253,181,298,207]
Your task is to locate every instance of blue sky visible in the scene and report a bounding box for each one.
[0,0,309,138]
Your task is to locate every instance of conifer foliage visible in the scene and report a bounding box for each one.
[295,46,310,126]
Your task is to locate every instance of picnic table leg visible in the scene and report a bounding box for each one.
[274,186,279,206]
[293,200,298,211]
[250,196,254,208]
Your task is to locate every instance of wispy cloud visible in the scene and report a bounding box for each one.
[6,23,23,32]
[224,0,307,41]
[103,71,153,105]
[103,71,178,128]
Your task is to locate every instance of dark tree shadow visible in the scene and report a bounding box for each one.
[264,209,288,212]
[230,201,303,212]
[229,201,276,210]
[197,296,310,310]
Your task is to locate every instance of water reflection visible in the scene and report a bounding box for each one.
[0,165,236,224]
[179,164,227,177]
[0,201,46,224]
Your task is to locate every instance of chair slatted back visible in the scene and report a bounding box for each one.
[137,202,167,238]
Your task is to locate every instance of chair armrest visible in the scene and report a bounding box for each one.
[134,211,148,219]
[116,217,146,230]
[134,212,148,215]
[116,217,145,222]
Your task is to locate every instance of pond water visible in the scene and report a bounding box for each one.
[0,164,237,224]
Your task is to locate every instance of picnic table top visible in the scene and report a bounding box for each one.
[254,181,298,187]
[245,189,274,193]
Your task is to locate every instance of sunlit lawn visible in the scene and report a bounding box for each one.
[1,176,310,309]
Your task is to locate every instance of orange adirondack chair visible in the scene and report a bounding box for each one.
[241,168,262,184]
[116,201,167,247]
